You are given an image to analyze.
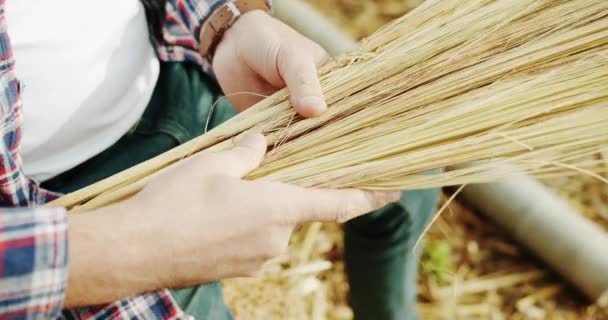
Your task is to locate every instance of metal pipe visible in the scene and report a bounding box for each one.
[273,0,359,56]
[459,171,608,301]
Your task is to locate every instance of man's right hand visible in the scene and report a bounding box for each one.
[66,133,399,307]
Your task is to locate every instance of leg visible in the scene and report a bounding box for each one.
[344,188,440,320]
[43,62,237,319]
[172,283,233,320]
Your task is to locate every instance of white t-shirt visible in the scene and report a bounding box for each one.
[6,0,160,182]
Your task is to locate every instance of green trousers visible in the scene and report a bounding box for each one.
[44,62,439,320]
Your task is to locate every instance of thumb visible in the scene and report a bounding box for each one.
[278,46,328,118]
[197,133,267,178]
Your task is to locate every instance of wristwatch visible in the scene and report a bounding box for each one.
[199,0,271,60]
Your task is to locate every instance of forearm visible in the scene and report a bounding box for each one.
[65,201,168,307]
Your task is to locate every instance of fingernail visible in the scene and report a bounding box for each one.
[298,96,327,115]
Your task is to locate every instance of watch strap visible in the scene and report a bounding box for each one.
[199,0,271,60]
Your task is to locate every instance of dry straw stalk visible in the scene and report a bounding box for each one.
[49,0,608,211]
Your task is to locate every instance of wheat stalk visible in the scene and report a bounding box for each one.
[49,0,608,211]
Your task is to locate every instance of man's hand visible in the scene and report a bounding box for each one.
[66,133,398,307]
[212,11,329,117]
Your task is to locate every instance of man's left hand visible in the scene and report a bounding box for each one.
[212,10,329,117]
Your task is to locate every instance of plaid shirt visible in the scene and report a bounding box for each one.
[0,0,270,318]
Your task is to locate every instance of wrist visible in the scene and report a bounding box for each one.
[65,200,163,306]
[199,0,271,59]
[110,198,175,288]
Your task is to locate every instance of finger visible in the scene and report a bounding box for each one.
[278,46,328,118]
[303,189,401,223]
[273,184,401,224]
[225,78,277,112]
[214,44,278,111]
[314,47,330,67]
[233,26,285,88]
[193,133,268,178]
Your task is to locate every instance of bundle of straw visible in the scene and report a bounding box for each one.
[50,0,608,212]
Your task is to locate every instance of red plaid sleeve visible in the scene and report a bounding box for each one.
[0,207,68,319]
[0,0,280,318]
[156,0,272,71]
[60,291,188,320]
[0,4,69,318]
[0,1,60,208]
[0,2,188,318]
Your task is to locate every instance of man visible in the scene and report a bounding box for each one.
[0,0,438,319]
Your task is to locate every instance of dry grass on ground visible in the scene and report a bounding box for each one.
[224,174,608,319]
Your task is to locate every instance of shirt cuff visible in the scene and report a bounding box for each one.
[63,290,189,319]
[0,207,68,319]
